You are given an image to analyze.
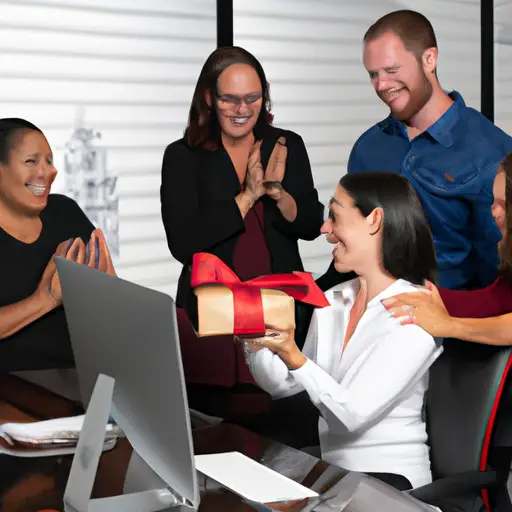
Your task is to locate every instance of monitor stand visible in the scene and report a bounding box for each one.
[63,374,198,512]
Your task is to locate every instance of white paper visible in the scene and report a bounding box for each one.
[194,451,318,504]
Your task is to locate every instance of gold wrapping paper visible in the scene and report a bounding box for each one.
[194,284,295,337]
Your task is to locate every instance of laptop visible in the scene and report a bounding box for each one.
[56,258,199,511]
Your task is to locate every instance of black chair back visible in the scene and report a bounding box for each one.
[426,338,512,511]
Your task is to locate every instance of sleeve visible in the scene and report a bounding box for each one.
[244,346,305,399]
[290,325,442,433]
[272,132,324,241]
[244,313,321,399]
[160,141,245,264]
[470,158,506,287]
[438,284,505,318]
[53,194,95,243]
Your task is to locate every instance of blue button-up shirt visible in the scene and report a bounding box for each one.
[348,92,512,290]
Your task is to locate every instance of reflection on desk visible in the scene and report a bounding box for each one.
[0,374,435,511]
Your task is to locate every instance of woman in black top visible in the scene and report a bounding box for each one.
[160,46,325,422]
[162,47,324,313]
[0,118,115,371]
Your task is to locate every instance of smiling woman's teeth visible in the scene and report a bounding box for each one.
[231,116,250,125]
[26,184,47,196]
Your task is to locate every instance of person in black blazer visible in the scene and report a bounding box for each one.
[160,46,325,424]
[161,47,324,318]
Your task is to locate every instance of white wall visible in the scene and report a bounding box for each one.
[0,0,216,298]
[234,0,481,274]
[495,0,512,136]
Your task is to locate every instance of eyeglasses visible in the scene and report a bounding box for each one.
[215,91,263,107]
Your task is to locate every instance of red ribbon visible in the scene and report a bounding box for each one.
[190,253,329,335]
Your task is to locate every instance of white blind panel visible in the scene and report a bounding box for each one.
[0,0,216,298]
[234,0,480,274]
[495,0,512,136]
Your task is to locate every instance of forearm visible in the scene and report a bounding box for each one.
[0,292,57,340]
[448,315,512,345]
[275,190,297,222]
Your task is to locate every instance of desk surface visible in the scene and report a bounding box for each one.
[0,374,348,511]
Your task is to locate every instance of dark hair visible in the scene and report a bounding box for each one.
[364,10,437,60]
[184,46,272,148]
[339,172,437,285]
[0,118,42,164]
[499,153,512,283]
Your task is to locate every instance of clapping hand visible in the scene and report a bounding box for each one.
[37,229,116,307]
[244,137,288,203]
[85,229,117,276]
[245,139,265,201]
[264,137,287,201]
[38,237,87,306]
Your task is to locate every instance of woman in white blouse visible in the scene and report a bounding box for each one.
[243,172,443,489]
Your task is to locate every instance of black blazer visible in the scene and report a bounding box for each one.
[160,124,324,322]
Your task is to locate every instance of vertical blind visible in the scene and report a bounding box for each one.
[0,0,216,297]
[495,0,512,136]
[234,0,481,275]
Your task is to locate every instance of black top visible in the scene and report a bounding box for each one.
[0,194,94,371]
[160,124,325,319]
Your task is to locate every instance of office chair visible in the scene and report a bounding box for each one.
[410,339,512,512]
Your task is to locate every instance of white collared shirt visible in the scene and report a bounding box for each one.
[245,278,443,488]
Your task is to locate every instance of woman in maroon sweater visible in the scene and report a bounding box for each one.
[382,153,512,345]
[160,47,324,422]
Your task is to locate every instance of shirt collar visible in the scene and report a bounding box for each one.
[379,90,465,148]
[329,277,421,309]
[367,278,420,308]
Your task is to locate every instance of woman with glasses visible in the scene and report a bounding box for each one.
[160,46,324,423]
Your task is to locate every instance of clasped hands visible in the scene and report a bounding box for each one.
[37,228,116,307]
[244,136,287,204]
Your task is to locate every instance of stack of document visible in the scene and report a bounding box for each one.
[0,415,122,457]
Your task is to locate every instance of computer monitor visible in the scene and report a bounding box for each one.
[56,258,199,510]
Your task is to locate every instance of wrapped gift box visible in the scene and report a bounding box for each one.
[191,253,329,337]
[194,284,295,337]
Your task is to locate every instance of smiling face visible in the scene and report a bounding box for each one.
[0,129,57,217]
[363,31,434,122]
[213,63,263,141]
[321,184,381,275]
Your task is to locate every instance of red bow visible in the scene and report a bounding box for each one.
[191,253,329,335]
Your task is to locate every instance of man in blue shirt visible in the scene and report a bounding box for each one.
[347,10,512,289]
